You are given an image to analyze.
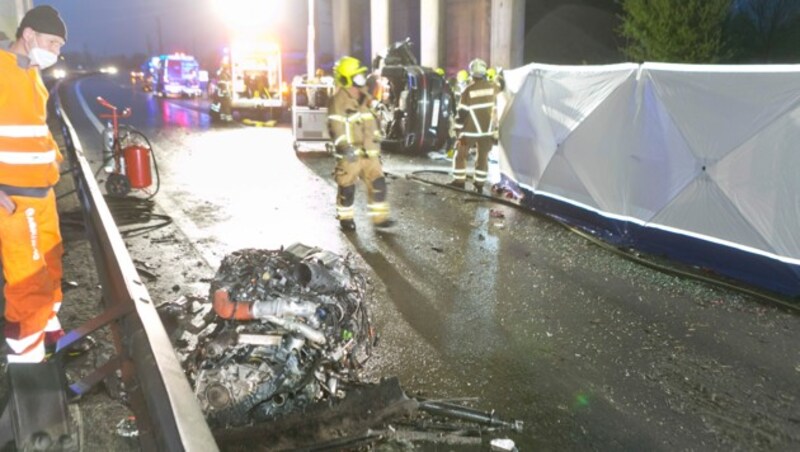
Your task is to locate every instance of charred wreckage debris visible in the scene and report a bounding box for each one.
[144,243,522,449]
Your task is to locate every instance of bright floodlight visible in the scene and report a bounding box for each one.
[211,0,284,32]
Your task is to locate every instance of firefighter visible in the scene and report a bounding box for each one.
[327,56,393,231]
[0,6,78,362]
[213,61,233,121]
[450,58,502,194]
[455,69,470,97]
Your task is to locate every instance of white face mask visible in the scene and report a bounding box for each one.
[352,73,366,87]
[29,36,58,69]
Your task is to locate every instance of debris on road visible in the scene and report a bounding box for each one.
[491,438,518,451]
[155,243,523,447]
[160,243,374,428]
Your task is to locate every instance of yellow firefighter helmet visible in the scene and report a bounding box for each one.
[333,56,367,88]
[487,67,497,81]
[468,58,488,79]
[456,69,469,83]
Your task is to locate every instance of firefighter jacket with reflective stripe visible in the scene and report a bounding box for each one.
[454,78,501,138]
[327,87,381,155]
[0,47,62,189]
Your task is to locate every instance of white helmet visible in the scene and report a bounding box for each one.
[468,58,488,79]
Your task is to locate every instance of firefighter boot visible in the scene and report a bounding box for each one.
[374,218,397,229]
[340,219,356,231]
[337,185,356,232]
[448,180,466,190]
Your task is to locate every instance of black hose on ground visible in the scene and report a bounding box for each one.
[60,196,172,238]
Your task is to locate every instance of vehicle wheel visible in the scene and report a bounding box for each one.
[105,173,131,197]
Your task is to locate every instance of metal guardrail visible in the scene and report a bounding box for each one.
[53,84,218,451]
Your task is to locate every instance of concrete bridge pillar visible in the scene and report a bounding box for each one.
[490,0,525,69]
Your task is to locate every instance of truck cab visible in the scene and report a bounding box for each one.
[209,39,287,122]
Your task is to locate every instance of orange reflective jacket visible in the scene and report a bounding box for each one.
[0,49,62,188]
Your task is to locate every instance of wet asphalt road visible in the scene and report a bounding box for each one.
[58,74,800,450]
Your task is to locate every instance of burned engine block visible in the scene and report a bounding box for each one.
[162,244,374,428]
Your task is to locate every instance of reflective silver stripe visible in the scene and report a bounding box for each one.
[469,102,495,110]
[331,111,373,147]
[5,331,42,353]
[461,131,494,137]
[335,148,371,158]
[0,184,50,198]
[469,110,481,134]
[367,202,389,216]
[0,150,57,164]
[336,205,354,219]
[330,113,372,123]
[365,149,380,157]
[6,331,45,362]
[334,135,348,145]
[459,102,495,112]
[469,88,495,98]
[6,345,45,363]
[45,315,62,332]
[0,125,49,138]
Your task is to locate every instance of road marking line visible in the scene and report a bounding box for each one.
[74,79,105,134]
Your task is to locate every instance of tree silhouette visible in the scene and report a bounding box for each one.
[618,0,732,63]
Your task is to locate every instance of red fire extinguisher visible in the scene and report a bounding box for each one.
[123,145,152,189]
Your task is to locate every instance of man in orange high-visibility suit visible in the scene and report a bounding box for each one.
[0,6,70,363]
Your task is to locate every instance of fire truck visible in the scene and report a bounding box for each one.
[147,53,202,98]
[209,39,287,122]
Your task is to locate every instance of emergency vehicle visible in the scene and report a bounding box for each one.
[148,53,202,98]
[209,39,287,122]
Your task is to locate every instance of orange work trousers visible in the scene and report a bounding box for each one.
[0,189,63,361]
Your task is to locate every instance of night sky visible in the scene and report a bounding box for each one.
[35,0,308,59]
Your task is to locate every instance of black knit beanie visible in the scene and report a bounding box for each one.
[17,5,67,41]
